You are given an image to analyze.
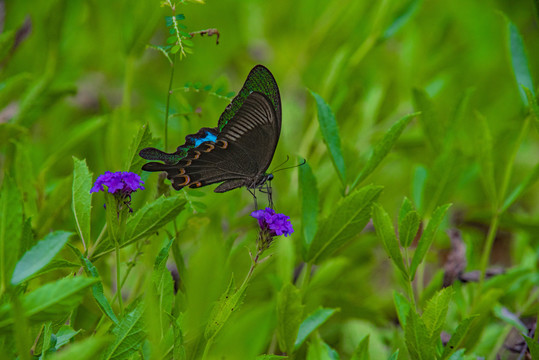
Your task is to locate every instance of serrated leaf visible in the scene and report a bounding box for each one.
[277,283,304,354]
[422,287,453,342]
[294,307,337,350]
[309,90,346,185]
[393,291,411,328]
[91,195,185,259]
[350,335,369,360]
[505,17,535,106]
[205,277,246,340]
[0,176,23,293]
[299,161,319,258]
[72,157,92,249]
[306,185,382,263]
[440,316,477,360]
[11,231,72,285]
[372,203,407,277]
[404,310,436,359]
[81,256,119,325]
[103,301,145,360]
[352,112,417,189]
[126,123,157,174]
[410,204,451,280]
[0,277,98,329]
[399,211,420,248]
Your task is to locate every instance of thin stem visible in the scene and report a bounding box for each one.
[88,224,107,258]
[478,213,499,286]
[164,53,177,151]
[404,273,417,311]
[299,262,313,297]
[115,241,124,315]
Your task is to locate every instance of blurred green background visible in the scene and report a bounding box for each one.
[2,0,539,358]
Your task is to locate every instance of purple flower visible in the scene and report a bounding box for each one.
[90,171,145,195]
[251,208,294,237]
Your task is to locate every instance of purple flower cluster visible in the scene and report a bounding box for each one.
[90,171,145,195]
[251,208,294,237]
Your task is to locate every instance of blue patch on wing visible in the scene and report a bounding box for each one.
[194,131,217,147]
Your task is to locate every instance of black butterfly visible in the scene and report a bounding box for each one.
[139,65,281,206]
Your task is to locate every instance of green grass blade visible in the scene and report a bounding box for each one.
[352,112,418,189]
[505,16,535,106]
[372,203,407,278]
[299,161,319,258]
[306,185,383,263]
[410,204,451,280]
[72,157,92,250]
[294,307,337,350]
[310,90,347,186]
[11,231,72,285]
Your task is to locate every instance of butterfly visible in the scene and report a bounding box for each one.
[139,65,281,207]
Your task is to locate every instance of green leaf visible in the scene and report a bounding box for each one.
[474,112,496,205]
[505,17,535,106]
[0,176,23,293]
[398,197,414,225]
[387,349,399,360]
[72,157,92,249]
[412,89,441,151]
[422,287,453,342]
[294,307,337,350]
[306,185,383,263]
[204,276,246,341]
[153,238,174,336]
[54,325,81,350]
[352,112,418,189]
[256,356,287,360]
[381,0,422,40]
[125,123,157,174]
[49,336,110,360]
[0,72,31,110]
[92,195,185,259]
[393,291,411,328]
[524,336,539,359]
[309,90,346,185]
[410,203,451,280]
[399,211,420,248]
[0,30,15,62]
[440,316,477,360]
[523,86,539,133]
[501,159,539,213]
[493,305,527,334]
[103,301,146,360]
[82,256,119,325]
[299,161,319,258]
[0,277,98,329]
[404,310,436,360]
[11,231,72,285]
[306,332,340,360]
[372,203,407,277]
[277,283,304,354]
[460,289,502,350]
[350,334,369,360]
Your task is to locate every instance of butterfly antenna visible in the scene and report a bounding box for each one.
[269,155,290,173]
[272,158,307,173]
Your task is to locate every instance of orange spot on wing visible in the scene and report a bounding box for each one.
[193,151,201,159]
[216,140,228,149]
[175,175,191,186]
[204,144,215,152]
[190,181,202,188]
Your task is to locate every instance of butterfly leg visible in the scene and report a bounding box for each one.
[247,187,258,209]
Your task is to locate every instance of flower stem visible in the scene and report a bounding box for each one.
[115,241,123,315]
[164,49,177,151]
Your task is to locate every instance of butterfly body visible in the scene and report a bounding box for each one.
[140,65,281,197]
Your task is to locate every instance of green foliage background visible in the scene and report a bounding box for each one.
[1,0,539,359]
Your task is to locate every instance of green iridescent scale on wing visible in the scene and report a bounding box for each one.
[217,65,281,132]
